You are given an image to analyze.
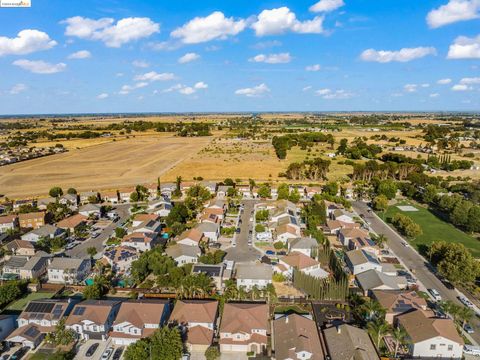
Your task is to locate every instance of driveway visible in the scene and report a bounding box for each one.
[352,200,480,345]
[224,199,261,263]
[66,204,130,258]
[75,339,112,360]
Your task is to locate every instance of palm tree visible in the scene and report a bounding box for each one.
[439,300,460,322]
[361,299,384,321]
[375,234,388,249]
[458,307,474,328]
[238,286,248,300]
[264,283,277,303]
[250,285,261,300]
[391,326,408,358]
[367,320,391,349]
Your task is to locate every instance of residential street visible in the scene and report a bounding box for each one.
[352,201,480,345]
[66,204,131,258]
[224,199,261,263]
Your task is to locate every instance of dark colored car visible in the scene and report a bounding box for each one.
[235,228,241,233]
[112,347,124,360]
[86,343,99,357]
[10,347,28,360]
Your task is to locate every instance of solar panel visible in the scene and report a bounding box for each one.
[24,326,40,338]
[73,306,86,316]
[25,301,55,314]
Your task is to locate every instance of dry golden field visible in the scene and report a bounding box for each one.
[0,135,211,198]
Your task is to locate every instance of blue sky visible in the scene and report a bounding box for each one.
[0,0,479,114]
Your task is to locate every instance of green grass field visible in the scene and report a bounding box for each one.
[6,292,55,311]
[384,201,480,258]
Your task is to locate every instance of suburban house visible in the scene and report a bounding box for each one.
[121,232,160,252]
[170,300,219,352]
[207,199,227,211]
[5,239,35,256]
[78,204,101,217]
[287,237,318,257]
[118,187,135,203]
[325,219,360,235]
[216,186,232,199]
[2,253,50,280]
[147,200,172,217]
[195,222,220,243]
[102,191,119,203]
[275,223,301,243]
[323,324,379,360]
[356,269,408,295]
[0,215,18,233]
[103,245,139,273]
[330,209,355,223]
[18,212,45,229]
[21,224,65,243]
[276,253,326,280]
[371,290,428,324]
[166,244,200,265]
[202,207,225,221]
[160,183,176,198]
[79,191,98,204]
[219,303,269,354]
[192,264,225,291]
[235,263,272,290]
[199,181,217,194]
[345,249,382,275]
[66,300,121,340]
[397,309,463,359]
[273,313,324,360]
[47,257,91,285]
[177,228,204,247]
[37,198,56,210]
[305,186,322,199]
[56,214,88,233]
[132,213,160,228]
[133,219,162,234]
[7,299,74,349]
[339,228,378,254]
[110,300,171,346]
[59,193,78,207]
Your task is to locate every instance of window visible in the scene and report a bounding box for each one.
[448,345,453,351]
[430,344,436,350]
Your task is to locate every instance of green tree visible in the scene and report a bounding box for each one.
[83,284,102,300]
[124,326,183,360]
[377,180,397,200]
[373,234,387,249]
[372,195,388,212]
[172,176,182,198]
[288,188,301,203]
[87,247,97,258]
[257,184,271,198]
[322,182,339,196]
[367,320,390,349]
[115,227,127,238]
[45,318,76,346]
[391,327,408,358]
[277,183,290,200]
[458,306,475,328]
[67,188,77,195]
[49,186,63,198]
[130,191,139,202]
[205,346,220,360]
[422,184,438,204]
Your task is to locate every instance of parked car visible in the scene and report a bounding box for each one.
[266,250,275,255]
[86,343,99,357]
[235,228,241,234]
[101,347,113,360]
[459,296,474,308]
[428,288,442,301]
[10,347,28,360]
[112,347,124,360]
[464,323,475,334]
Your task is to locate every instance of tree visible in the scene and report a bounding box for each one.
[257,184,271,198]
[361,299,384,321]
[277,183,290,200]
[367,320,390,349]
[130,191,139,202]
[45,318,76,346]
[205,346,220,360]
[172,176,182,197]
[373,234,387,249]
[87,247,97,258]
[288,188,301,203]
[422,184,438,204]
[249,178,256,191]
[67,188,77,195]
[377,180,397,200]
[322,182,338,196]
[391,327,408,358]
[337,138,348,154]
[458,306,474,328]
[124,326,183,360]
[273,241,285,250]
[83,284,102,300]
[49,186,63,198]
[372,195,388,212]
[115,227,127,238]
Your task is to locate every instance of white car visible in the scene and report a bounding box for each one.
[428,288,442,301]
[101,347,113,360]
[459,296,474,308]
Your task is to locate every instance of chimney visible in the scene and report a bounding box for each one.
[336,325,341,334]
[285,315,289,324]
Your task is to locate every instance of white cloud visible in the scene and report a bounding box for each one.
[178,52,200,64]
[119,82,149,95]
[404,84,418,92]
[360,47,437,63]
[426,0,480,28]
[315,88,353,99]
[451,84,472,91]
[252,40,282,49]
[0,29,57,57]
[147,41,182,51]
[9,83,27,94]
[447,34,480,59]
[194,81,208,89]
[97,93,109,99]
[437,78,452,84]
[430,93,440,98]
[251,7,324,36]
[13,59,66,74]
[68,50,91,59]
[61,16,159,47]
[132,60,149,68]
[460,77,480,84]
[421,83,430,88]
[235,83,270,97]
[163,82,208,95]
[303,86,312,91]
[309,0,345,13]
[315,88,331,96]
[249,53,292,64]
[134,71,176,82]
[306,64,321,71]
[171,11,246,44]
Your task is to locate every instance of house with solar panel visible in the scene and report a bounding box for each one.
[65,300,121,341]
[103,245,139,273]
[7,299,75,348]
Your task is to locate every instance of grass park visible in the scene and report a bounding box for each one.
[383,201,480,258]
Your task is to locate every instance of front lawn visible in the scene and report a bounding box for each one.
[7,292,55,311]
[382,201,480,258]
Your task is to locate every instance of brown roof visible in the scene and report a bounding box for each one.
[0,215,17,224]
[326,219,360,231]
[57,214,88,229]
[18,212,45,221]
[133,214,160,223]
[276,224,298,235]
[203,208,224,216]
[6,239,34,250]
[186,325,214,346]
[397,309,464,344]
[122,232,156,244]
[281,253,319,270]
[113,300,168,328]
[65,300,120,326]
[273,314,324,360]
[220,303,269,334]
[340,228,369,239]
[178,228,204,243]
[372,290,427,313]
[170,300,218,325]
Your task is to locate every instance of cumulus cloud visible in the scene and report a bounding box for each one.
[178,52,200,64]
[249,53,292,64]
[303,86,313,91]
[68,50,91,59]
[360,47,437,63]
[119,82,148,95]
[315,88,353,99]
[460,77,480,84]
[447,34,480,59]
[426,0,480,28]
[404,84,418,92]
[306,64,321,71]
[13,59,66,74]
[9,83,27,94]
[452,84,472,91]
[430,93,440,98]
[171,11,246,44]
[132,60,149,68]
[96,93,109,99]
[163,82,208,95]
[134,71,176,82]
[235,83,270,97]
[252,40,282,49]
[251,7,324,36]
[61,16,159,47]
[0,29,56,57]
[309,0,345,13]
[437,78,452,84]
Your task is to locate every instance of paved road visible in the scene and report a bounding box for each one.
[352,201,480,345]
[66,204,131,258]
[224,199,261,263]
